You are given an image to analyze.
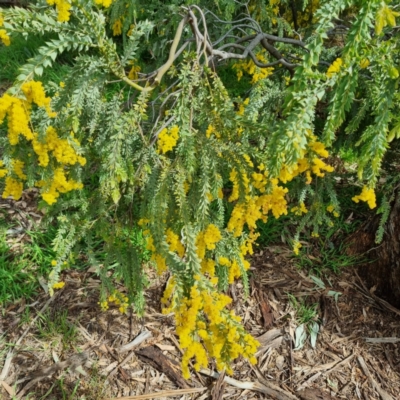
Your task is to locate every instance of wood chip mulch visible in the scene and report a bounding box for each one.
[1,240,400,399]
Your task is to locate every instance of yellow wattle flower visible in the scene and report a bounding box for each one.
[46,0,72,23]
[352,186,376,209]
[326,58,343,78]
[0,29,10,46]
[157,126,180,154]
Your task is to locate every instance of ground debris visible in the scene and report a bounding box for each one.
[1,244,400,399]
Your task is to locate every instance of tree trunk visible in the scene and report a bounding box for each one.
[346,194,400,308]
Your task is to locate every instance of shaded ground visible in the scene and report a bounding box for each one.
[1,201,400,399]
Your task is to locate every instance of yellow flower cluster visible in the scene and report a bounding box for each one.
[293,240,302,255]
[359,59,370,69]
[229,168,251,202]
[218,256,248,284]
[166,229,185,257]
[201,233,255,285]
[236,97,249,116]
[52,281,65,289]
[291,201,308,215]
[38,168,83,205]
[21,81,53,114]
[283,0,320,27]
[128,63,141,80]
[226,141,334,248]
[259,181,289,219]
[94,0,114,7]
[200,258,217,278]
[228,198,260,237]
[326,204,339,217]
[164,283,259,378]
[312,157,334,177]
[11,159,27,180]
[161,276,176,307]
[0,161,7,179]
[33,126,86,167]
[352,186,376,209]
[0,29,10,46]
[270,0,280,16]
[2,177,23,200]
[227,179,288,237]
[99,300,109,311]
[146,229,186,274]
[327,58,343,78]
[46,0,72,23]
[99,291,129,312]
[0,94,34,145]
[196,224,222,260]
[0,160,26,187]
[0,13,10,46]
[108,291,129,313]
[205,124,221,138]
[0,81,56,145]
[27,127,84,204]
[113,19,122,36]
[0,81,85,202]
[157,125,180,154]
[278,139,334,184]
[233,52,274,83]
[146,235,167,274]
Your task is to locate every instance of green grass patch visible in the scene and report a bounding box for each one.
[288,293,319,326]
[0,224,58,305]
[295,242,360,275]
[36,309,78,350]
[256,213,292,247]
[0,34,73,87]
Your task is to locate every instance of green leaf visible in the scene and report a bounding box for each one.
[34,66,43,76]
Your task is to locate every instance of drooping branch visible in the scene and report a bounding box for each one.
[119,6,309,91]
[121,15,189,92]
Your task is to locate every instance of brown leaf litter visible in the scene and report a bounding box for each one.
[1,243,400,399]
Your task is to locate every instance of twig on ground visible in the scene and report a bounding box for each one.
[106,387,207,400]
[135,346,190,389]
[365,337,400,344]
[296,353,355,391]
[0,294,59,381]
[117,330,152,354]
[357,356,393,400]
[16,352,90,399]
[200,367,299,400]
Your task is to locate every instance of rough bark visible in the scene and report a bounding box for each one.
[346,193,400,308]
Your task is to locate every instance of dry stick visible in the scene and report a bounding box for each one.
[296,353,355,392]
[200,368,299,400]
[0,294,58,381]
[253,366,298,400]
[117,330,152,354]
[365,337,400,344]
[107,387,207,400]
[16,352,90,399]
[107,331,152,379]
[357,356,393,400]
[122,15,189,92]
